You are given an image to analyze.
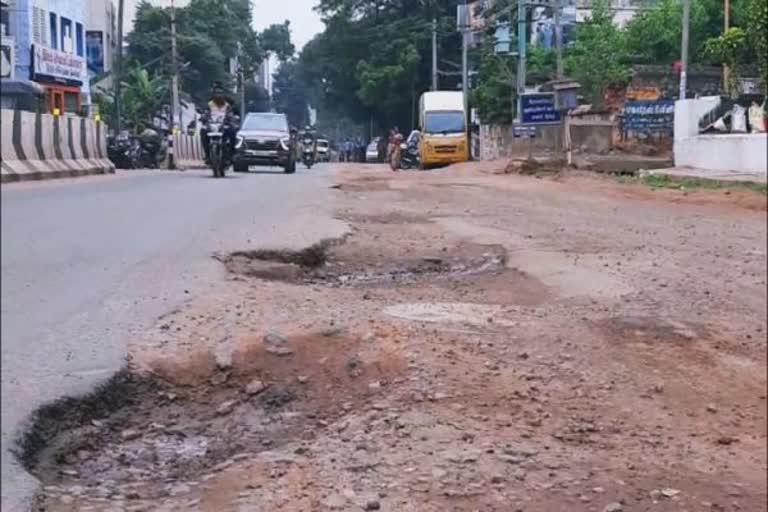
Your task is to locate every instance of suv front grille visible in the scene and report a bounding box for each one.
[245,139,280,151]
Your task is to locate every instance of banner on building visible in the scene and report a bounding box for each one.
[32,44,86,84]
[86,31,104,75]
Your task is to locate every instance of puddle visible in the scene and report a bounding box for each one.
[21,331,405,507]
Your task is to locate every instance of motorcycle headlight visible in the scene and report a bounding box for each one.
[400,143,407,150]
[280,138,290,151]
[235,136,244,149]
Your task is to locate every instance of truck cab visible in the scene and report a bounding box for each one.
[419,91,469,167]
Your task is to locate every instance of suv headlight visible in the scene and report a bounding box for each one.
[280,138,290,151]
[235,136,244,149]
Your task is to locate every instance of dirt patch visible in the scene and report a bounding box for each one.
[27,331,405,508]
[222,241,508,289]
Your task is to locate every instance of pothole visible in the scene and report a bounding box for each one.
[21,331,404,508]
[222,240,507,288]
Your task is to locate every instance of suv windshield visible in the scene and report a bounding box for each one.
[241,114,288,132]
[424,112,465,134]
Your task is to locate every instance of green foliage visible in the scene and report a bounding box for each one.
[96,66,169,130]
[624,0,721,64]
[127,0,294,106]
[745,0,768,90]
[705,27,749,91]
[296,0,462,131]
[471,45,515,124]
[565,0,631,105]
[244,82,271,113]
[272,61,310,127]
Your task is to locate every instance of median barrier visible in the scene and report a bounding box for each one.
[172,132,206,169]
[1,109,115,183]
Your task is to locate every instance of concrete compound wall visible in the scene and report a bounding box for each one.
[479,120,614,160]
[1,109,115,183]
[674,98,767,174]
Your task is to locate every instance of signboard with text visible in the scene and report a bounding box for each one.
[32,44,86,84]
[622,100,674,134]
[520,93,561,125]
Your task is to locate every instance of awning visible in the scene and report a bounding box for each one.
[0,78,45,96]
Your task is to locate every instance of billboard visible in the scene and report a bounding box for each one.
[86,31,104,75]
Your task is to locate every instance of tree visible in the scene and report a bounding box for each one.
[745,0,768,90]
[704,27,749,92]
[127,0,294,106]
[96,66,169,130]
[565,0,631,105]
[244,82,271,113]
[272,61,310,127]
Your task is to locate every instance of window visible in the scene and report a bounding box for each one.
[75,23,83,56]
[49,13,57,49]
[32,7,47,46]
[61,17,72,54]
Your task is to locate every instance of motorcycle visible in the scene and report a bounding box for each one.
[135,131,167,169]
[301,135,315,169]
[399,140,421,170]
[204,115,237,178]
[107,131,139,169]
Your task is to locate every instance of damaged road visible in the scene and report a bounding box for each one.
[19,163,767,511]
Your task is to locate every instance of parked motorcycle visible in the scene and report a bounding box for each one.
[107,131,139,169]
[135,128,167,169]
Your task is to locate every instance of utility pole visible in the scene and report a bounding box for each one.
[516,0,527,107]
[723,0,730,93]
[432,18,438,91]
[115,0,124,132]
[168,0,179,169]
[237,43,245,116]
[679,0,690,100]
[553,0,563,79]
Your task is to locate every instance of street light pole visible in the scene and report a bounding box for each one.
[553,0,563,79]
[432,18,438,91]
[679,0,690,100]
[723,0,730,93]
[168,0,179,169]
[115,0,124,132]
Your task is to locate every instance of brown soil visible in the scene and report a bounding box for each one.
[30,162,767,512]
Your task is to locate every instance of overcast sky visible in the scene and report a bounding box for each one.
[251,0,325,51]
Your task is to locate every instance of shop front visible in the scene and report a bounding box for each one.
[31,44,87,115]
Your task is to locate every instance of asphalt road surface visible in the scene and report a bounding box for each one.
[0,166,347,511]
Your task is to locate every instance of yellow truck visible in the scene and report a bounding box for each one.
[419,91,469,167]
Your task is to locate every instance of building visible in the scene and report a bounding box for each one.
[257,58,273,97]
[3,0,90,114]
[86,0,116,79]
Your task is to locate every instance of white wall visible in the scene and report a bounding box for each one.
[674,98,767,174]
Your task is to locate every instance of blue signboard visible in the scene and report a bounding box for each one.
[520,93,561,125]
[622,100,674,134]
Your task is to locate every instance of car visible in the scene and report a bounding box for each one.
[365,137,381,163]
[233,112,296,174]
[316,139,330,162]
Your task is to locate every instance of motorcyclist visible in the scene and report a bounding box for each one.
[136,123,162,168]
[200,82,239,164]
[300,125,317,165]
